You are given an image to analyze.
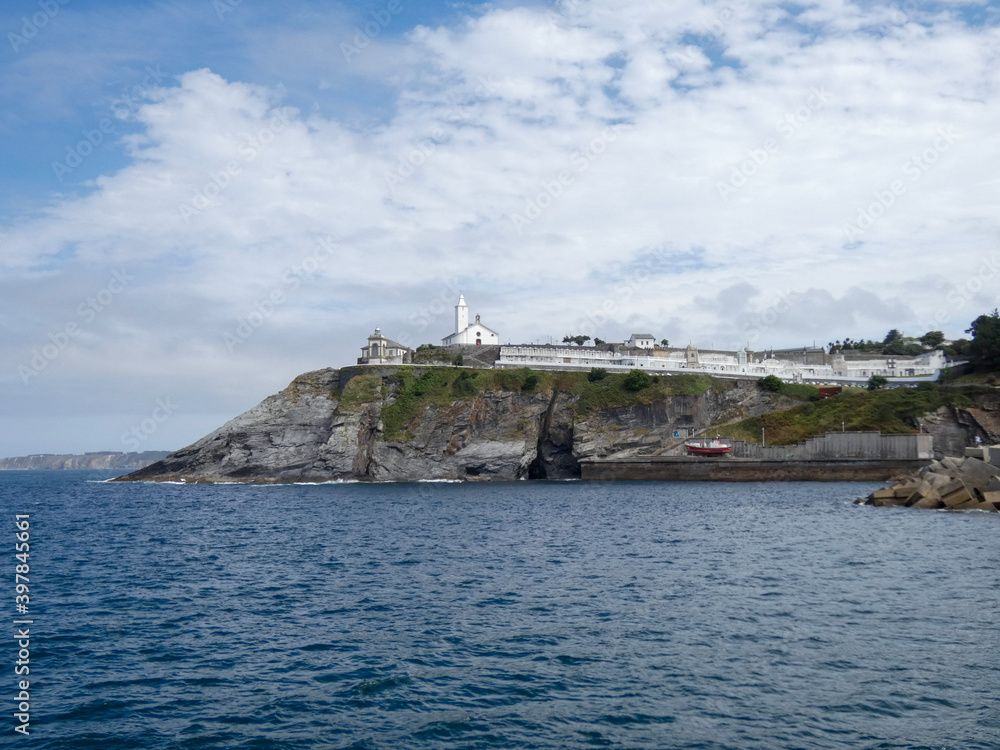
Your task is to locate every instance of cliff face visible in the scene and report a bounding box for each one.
[0,451,170,471]
[117,368,778,484]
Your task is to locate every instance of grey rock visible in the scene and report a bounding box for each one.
[116,368,772,484]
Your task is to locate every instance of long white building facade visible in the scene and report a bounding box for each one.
[497,343,950,386]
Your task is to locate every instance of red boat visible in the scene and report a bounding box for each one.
[684,438,732,457]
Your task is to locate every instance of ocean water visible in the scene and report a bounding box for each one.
[4,470,999,749]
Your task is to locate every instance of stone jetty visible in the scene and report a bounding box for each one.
[858,446,1000,511]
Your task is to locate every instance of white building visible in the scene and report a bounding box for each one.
[442,294,500,346]
[497,344,950,385]
[628,333,655,349]
[359,328,413,364]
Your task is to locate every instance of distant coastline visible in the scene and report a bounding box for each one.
[0,451,171,471]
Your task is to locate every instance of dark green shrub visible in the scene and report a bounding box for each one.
[623,369,651,391]
[587,367,608,382]
[867,374,888,390]
[451,369,479,397]
[758,375,782,392]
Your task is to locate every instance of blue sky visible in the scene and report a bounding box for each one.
[1,0,999,457]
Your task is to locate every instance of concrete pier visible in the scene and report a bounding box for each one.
[580,456,927,482]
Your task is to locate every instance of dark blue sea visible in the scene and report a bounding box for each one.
[3,471,999,749]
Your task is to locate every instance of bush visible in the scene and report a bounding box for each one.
[623,369,651,392]
[758,375,783,392]
[867,374,889,390]
[451,369,479,397]
[453,353,464,366]
[522,374,540,392]
[587,367,608,382]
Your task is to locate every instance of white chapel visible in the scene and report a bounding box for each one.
[442,294,500,346]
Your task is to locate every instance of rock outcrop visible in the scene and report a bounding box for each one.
[858,447,1000,512]
[117,368,775,484]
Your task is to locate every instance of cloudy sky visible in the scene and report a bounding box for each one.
[1,0,998,457]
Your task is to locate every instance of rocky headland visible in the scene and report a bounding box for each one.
[1,451,171,471]
[116,367,788,484]
[115,365,1000,485]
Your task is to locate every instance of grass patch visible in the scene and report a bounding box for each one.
[338,374,381,411]
[777,382,820,401]
[381,368,459,439]
[376,366,739,437]
[572,372,732,418]
[720,383,974,445]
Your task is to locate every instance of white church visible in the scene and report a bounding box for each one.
[442,294,500,346]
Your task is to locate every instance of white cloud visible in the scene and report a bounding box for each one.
[2,0,999,454]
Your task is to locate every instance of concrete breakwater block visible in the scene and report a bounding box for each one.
[863,451,1000,512]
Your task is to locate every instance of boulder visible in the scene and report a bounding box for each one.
[941,485,974,508]
[982,490,1000,505]
[911,495,944,509]
[905,487,941,507]
[936,478,967,497]
[949,497,982,510]
[870,487,897,501]
[873,496,908,507]
[924,472,953,490]
[920,460,945,477]
[956,457,999,490]
[987,476,1000,493]
[966,501,1000,512]
[941,456,966,472]
[988,446,1000,468]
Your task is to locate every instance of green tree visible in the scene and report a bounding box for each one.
[562,335,592,346]
[867,374,889,390]
[587,367,608,382]
[948,338,970,356]
[965,309,1000,371]
[623,369,651,391]
[920,330,945,348]
[660,338,669,347]
[757,375,782,392]
[883,329,903,346]
[593,338,606,346]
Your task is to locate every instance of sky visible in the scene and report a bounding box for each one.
[1,0,999,457]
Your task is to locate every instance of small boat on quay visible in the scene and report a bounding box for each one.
[684,438,732,457]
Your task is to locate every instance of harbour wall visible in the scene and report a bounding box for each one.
[581,457,927,482]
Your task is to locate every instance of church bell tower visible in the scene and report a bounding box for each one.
[455,294,469,334]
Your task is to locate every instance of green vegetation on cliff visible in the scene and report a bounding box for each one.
[374,367,735,440]
[721,383,980,445]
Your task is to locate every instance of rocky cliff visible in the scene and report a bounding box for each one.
[1,451,171,471]
[116,367,783,484]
